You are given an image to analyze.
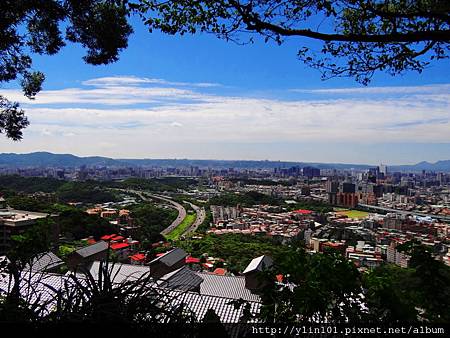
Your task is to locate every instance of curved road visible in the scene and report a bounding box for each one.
[124,190,187,235]
[123,189,206,236]
[184,202,206,234]
[144,193,187,235]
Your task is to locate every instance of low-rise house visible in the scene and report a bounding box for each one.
[149,248,187,279]
[242,255,273,292]
[110,242,130,260]
[67,241,109,269]
[129,253,146,265]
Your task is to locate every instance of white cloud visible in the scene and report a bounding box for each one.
[291,84,450,95]
[41,128,52,136]
[1,86,205,106]
[82,76,165,86]
[170,121,183,127]
[82,75,221,88]
[0,78,449,159]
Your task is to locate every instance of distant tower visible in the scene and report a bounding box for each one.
[379,164,388,178]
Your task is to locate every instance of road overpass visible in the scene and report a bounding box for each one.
[357,203,450,222]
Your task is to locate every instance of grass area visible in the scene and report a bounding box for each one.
[165,213,196,241]
[335,209,370,219]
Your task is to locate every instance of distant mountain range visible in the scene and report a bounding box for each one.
[0,152,449,172]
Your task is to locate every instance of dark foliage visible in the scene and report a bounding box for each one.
[177,233,297,273]
[285,199,333,213]
[0,175,118,204]
[8,218,55,266]
[196,210,213,233]
[133,0,449,85]
[261,248,364,323]
[130,203,178,244]
[6,195,57,212]
[260,241,450,324]
[58,209,118,240]
[209,191,283,207]
[0,175,64,193]
[0,0,133,139]
[56,181,118,204]
[108,177,199,192]
[0,255,198,337]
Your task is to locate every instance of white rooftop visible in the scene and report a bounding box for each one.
[242,255,273,274]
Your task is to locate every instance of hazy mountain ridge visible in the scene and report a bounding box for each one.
[0,152,449,172]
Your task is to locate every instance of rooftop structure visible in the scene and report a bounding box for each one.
[242,255,273,274]
[67,241,109,269]
[25,252,64,272]
[149,248,188,279]
[0,209,56,255]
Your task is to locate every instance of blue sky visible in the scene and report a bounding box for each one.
[1,17,449,165]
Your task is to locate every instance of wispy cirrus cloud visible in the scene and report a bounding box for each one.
[291,84,450,95]
[82,75,221,88]
[2,75,222,106]
[2,86,205,106]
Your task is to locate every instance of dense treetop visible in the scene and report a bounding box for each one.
[134,0,449,85]
[0,1,449,140]
[0,0,132,140]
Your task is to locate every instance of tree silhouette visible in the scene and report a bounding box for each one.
[133,0,449,84]
[0,0,133,140]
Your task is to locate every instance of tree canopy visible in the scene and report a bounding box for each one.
[261,242,450,323]
[1,1,449,140]
[0,0,133,140]
[134,0,449,84]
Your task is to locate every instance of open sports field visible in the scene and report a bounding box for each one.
[335,209,369,219]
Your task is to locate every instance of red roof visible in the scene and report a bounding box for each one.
[101,234,117,241]
[112,236,125,241]
[294,209,313,214]
[110,242,130,250]
[212,268,226,276]
[185,256,200,264]
[156,253,166,257]
[276,274,283,283]
[130,253,146,261]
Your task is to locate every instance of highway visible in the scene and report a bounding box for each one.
[145,193,187,235]
[123,189,187,235]
[358,203,450,222]
[184,202,206,234]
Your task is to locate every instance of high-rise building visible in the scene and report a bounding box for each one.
[302,166,320,178]
[378,164,387,179]
[379,163,387,177]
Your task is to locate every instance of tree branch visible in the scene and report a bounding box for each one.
[229,1,450,43]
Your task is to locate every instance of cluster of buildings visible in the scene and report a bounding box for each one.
[324,167,450,217]
[208,204,317,241]
[306,210,450,269]
[84,204,141,237]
